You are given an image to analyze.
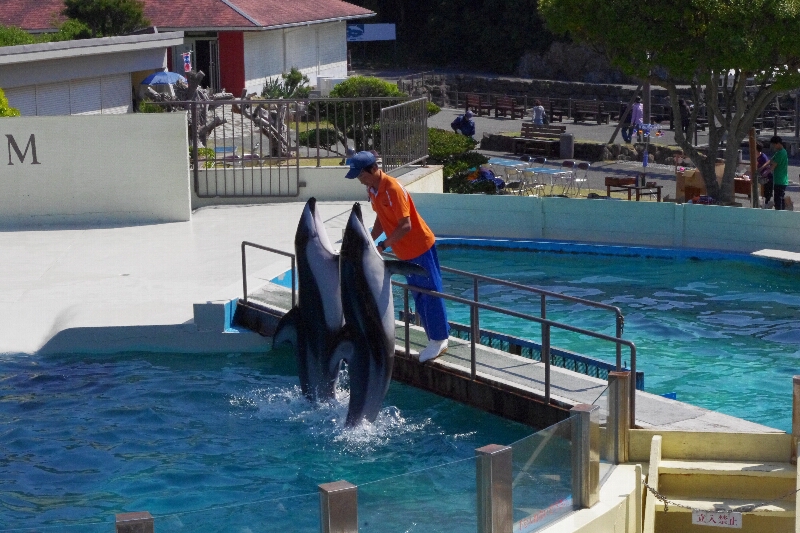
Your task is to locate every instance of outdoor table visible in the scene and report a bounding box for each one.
[527,167,574,195]
[617,184,663,202]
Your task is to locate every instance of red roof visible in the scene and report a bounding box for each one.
[0,0,374,32]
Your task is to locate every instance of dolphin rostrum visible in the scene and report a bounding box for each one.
[273,197,347,403]
[339,202,427,426]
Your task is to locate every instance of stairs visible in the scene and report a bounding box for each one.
[642,433,798,533]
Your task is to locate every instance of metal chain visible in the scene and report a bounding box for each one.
[642,480,800,513]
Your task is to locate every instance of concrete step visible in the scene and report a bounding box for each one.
[655,495,795,533]
[658,460,796,500]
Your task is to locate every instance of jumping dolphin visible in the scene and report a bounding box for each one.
[273,197,346,403]
[339,202,427,426]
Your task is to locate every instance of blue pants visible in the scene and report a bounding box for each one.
[405,245,450,341]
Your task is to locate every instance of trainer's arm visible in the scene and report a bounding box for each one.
[382,216,412,250]
[370,218,384,242]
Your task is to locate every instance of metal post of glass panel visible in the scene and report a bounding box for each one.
[475,444,512,533]
[319,481,357,533]
[116,512,154,533]
[605,371,630,465]
[570,404,600,509]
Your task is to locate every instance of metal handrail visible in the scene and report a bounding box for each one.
[386,254,626,372]
[241,243,636,426]
[241,241,296,308]
[393,280,637,427]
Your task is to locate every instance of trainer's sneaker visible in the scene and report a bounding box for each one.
[419,339,448,363]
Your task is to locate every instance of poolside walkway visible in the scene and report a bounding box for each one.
[0,202,362,355]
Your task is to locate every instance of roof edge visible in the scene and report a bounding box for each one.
[156,12,375,33]
[0,32,185,64]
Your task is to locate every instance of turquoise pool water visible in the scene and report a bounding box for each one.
[0,350,540,533]
[436,242,800,432]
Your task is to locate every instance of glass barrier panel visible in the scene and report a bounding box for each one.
[358,456,477,533]
[152,491,318,533]
[0,521,111,533]
[511,418,573,533]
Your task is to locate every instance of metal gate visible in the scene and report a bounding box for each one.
[380,97,429,174]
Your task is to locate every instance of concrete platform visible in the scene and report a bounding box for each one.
[0,202,365,355]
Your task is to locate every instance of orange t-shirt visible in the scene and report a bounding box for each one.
[368,170,435,260]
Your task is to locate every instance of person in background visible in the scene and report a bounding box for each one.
[755,142,774,208]
[451,110,476,138]
[531,99,546,125]
[759,135,788,210]
[344,151,450,362]
[678,99,691,139]
[622,96,644,144]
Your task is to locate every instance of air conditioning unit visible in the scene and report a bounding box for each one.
[317,77,348,97]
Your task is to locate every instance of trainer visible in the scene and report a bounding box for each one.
[344,151,450,362]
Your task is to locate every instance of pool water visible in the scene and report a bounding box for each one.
[436,244,800,432]
[0,350,535,532]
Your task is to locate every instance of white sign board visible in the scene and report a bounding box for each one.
[691,510,742,528]
[347,24,397,42]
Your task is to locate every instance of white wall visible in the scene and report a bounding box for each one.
[0,114,191,227]
[242,21,348,95]
[5,73,133,116]
[411,194,800,254]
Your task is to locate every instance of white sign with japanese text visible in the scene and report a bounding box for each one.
[691,510,742,528]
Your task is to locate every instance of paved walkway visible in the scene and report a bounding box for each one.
[0,202,368,355]
[429,107,800,205]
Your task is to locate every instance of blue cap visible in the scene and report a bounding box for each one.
[344,151,377,179]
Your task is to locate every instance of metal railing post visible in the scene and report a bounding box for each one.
[472,278,479,379]
[476,444,512,533]
[570,404,600,509]
[319,481,357,533]
[191,101,199,194]
[616,314,622,370]
[116,512,153,533]
[541,295,550,403]
[629,346,637,428]
[605,371,630,464]
[241,242,248,304]
[792,375,800,465]
[404,287,410,357]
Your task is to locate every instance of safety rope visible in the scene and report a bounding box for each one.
[642,479,800,513]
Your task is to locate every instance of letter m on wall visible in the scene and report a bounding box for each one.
[6,134,41,165]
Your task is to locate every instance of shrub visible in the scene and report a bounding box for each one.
[427,128,477,163]
[444,170,497,194]
[0,88,20,117]
[138,100,165,113]
[427,101,441,117]
[298,127,339,149]
[329,76,405,98]
[261,67,311,98]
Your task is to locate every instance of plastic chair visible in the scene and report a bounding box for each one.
[572,162,590,197]
[532,156,547,167]
[555,160,575,195]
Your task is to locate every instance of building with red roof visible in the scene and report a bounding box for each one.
[1,0,374,96]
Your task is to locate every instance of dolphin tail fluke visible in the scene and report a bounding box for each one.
[272,307,299,349]
[385,259,428,278]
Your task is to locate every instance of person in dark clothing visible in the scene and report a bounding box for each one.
[678,99,691,138]
[451,110,476,138]
[755,142,774,207]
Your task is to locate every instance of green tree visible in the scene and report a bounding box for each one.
[62,0,150,37]
[539,0,800,205]
[0,88,21,117]
[319,76,406,153]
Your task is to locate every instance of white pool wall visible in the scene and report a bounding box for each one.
[413,194,800,254]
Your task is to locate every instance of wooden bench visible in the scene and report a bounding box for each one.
[549,100,566,122]
[573,100,610,124]
[494,96,525,119]
[465,93,492,116]
[512,123,566,156]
